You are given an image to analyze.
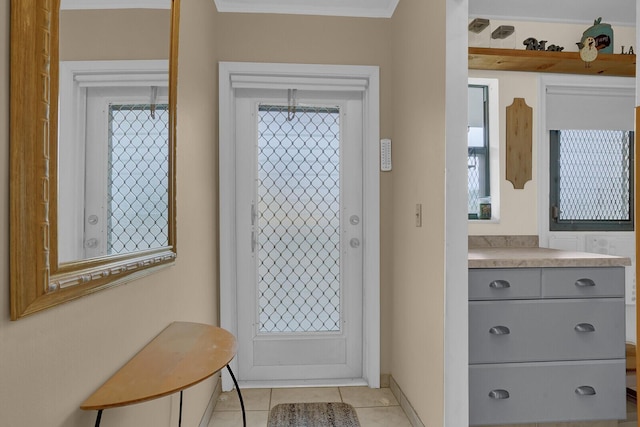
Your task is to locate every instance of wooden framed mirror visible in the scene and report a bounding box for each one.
[10,0,180,320]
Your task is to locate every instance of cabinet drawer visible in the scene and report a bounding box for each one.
[542,267,625,298]
[469,359,626,426]
[469,268,541,300]
[469,299,625,364]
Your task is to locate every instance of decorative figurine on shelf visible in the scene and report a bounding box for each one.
[523,37,545,50]
[523,37,564,51]
[581,17,613,54]
[546,44,565,52]
[579,36,598,67]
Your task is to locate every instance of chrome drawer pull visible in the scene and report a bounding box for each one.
[489,280,511,289]
[488,389,510,400]
[575,386,596,396]
[575,278,596,287]
[574,323,595,333]
[489,326,510,335]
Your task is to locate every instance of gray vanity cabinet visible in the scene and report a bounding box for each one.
[469,266,626,426]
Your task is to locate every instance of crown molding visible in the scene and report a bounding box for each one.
[213,0,398,18]
[61,0,170,10]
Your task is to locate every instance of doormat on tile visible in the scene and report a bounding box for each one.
[267,402,360,427]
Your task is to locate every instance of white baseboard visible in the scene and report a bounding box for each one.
[199,378,222,427]
[390,376,425,427]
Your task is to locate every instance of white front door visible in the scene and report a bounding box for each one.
[234,89,364,382]
[219,62,380,389]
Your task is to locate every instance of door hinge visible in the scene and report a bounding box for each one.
[251,202,257,253]
[251,202,256,226]
[251,231,256,254]
[551,205,559,222]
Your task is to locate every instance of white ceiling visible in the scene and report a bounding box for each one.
[213,0,636,26]
[470,0,636,27]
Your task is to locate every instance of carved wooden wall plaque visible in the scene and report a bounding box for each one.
[506,98,533,189]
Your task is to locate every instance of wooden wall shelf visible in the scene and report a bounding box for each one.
[469,47,636,77]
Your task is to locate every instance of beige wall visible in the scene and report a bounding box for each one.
[211,5,448,422]
[59,9,171,61]
[468,69,539,236]
[212,9,395,378]
[390,0,447,424]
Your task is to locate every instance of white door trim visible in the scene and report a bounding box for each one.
[219,62,380,390]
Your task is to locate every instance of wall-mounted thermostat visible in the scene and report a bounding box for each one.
[380,138,392,171]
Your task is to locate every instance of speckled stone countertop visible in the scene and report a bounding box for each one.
[468,235,631,268]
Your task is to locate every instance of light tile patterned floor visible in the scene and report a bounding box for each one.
[210,386,412,427]
[210,387,638,427]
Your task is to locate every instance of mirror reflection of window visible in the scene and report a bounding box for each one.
[9,1,179,319]
[106,103,169,255]
[57,6,171,263]
[103,100,169,257]
[82,87,169,261]
[58,62,169,263]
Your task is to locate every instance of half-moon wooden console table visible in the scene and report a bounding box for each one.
[81,322,246,427]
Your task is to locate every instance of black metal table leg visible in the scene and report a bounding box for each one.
[91,371,239,427]
[179,390,183,427]
[226,365,246,427]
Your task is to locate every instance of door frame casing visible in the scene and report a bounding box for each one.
[219,62,380,390]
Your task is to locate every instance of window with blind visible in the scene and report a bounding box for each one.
[544,77,635,232]
[549,129,634,231]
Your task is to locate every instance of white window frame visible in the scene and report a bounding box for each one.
[468,77,500,222]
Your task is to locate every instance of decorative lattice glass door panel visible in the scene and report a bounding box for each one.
[235,91,363,383]
[83,87,169,260]
[108,104,169,254]
[257,105,342,334]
